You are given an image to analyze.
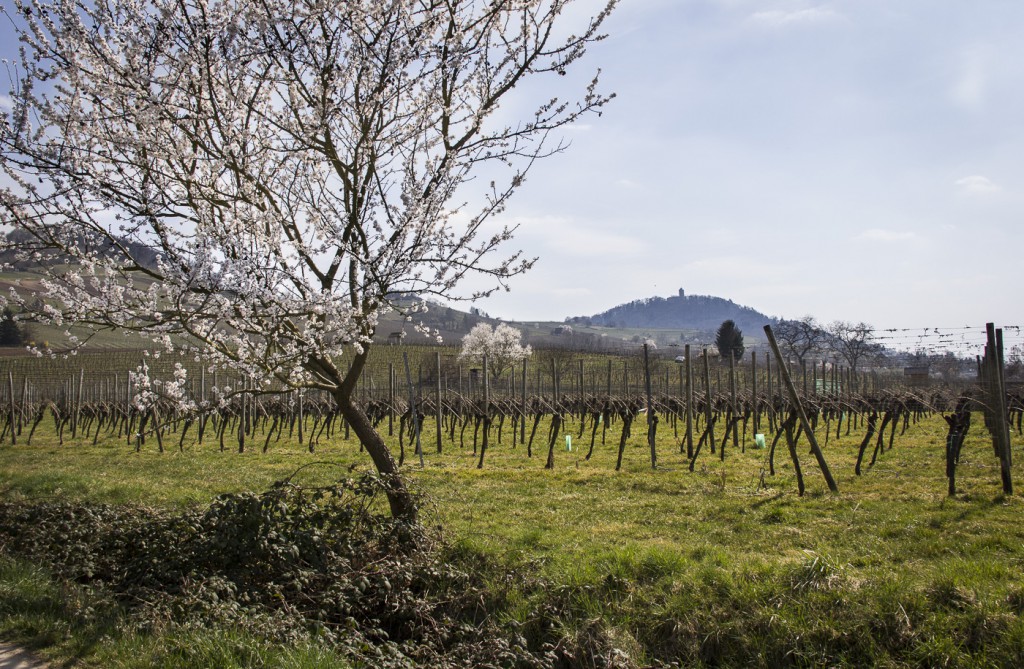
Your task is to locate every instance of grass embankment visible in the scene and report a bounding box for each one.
[2,413,1023,667]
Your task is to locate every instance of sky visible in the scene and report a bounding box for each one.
[459,0,1024,338]
[1,0,1022,348]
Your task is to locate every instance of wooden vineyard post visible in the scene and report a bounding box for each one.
[643,343,657,469]
[995,327,1012,494]
[19,376,27,438]
[521,360,528,445]
[436,352,443,454]
[8,371,15,445]
[511,364,517,448]
[751,352,758,437]
[729,353,738,452]
[385,363,393,436]
[552,357,559,405]
[703,348,715,454]
[764,325,839,493]
[684,345,694,458]
[604,359,612,446]
[73,368,84,439]
[983,323,1012,494]
[676,365,683,440]
[126,369,134,447]
[241,375,249,450]
[197,368,206,444]
[297,388,304,447]
[483,352,491,467]
[546,356,559,470]
[580,358,587,426]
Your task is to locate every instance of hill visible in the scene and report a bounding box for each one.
[569,289,776,334]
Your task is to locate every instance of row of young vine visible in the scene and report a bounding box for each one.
[0,340,1020,498]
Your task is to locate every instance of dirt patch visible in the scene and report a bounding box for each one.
[0,643,49,669]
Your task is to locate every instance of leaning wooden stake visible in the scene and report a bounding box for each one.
[764,324,839,492]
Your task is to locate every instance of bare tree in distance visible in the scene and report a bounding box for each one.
[827,321,881,388]
[773,316,829,366]
[0,0,618,521]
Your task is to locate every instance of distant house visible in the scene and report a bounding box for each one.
[551,325,573,336]
[387,331,404,345]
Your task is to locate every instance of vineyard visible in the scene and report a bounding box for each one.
[1,326,1023,668]
[0,324,1018,500]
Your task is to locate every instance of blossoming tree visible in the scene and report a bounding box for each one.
[458,322,532,380]
[0,0,616,521]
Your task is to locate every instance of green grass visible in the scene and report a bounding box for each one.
[0,554,353,669]
[2,412,1024,667]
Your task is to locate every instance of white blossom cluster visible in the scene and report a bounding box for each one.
[458,322,532,378]
[0,0,615,411]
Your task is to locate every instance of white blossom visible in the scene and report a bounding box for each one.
[0,0,616,517]
[459,322,532,379]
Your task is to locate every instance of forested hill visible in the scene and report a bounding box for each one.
[572,291,776,333]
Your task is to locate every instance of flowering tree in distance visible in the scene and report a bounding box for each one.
[459,322,532,380]
[0,0,617,521]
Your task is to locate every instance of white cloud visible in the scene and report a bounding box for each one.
[747,8,846,30]
[514,215,648,258]
[0,95,13,110]
[856,229,916,242]
[954,175,1000,195]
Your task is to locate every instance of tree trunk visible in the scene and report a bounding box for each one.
[334,391,418,523]
[320,348,418,524]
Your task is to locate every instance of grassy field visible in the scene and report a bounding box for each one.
[1,411,1023,667]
